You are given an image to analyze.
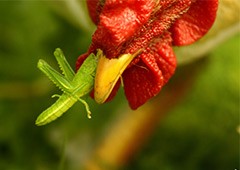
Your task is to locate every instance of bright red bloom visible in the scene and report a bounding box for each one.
[76,0,218,109]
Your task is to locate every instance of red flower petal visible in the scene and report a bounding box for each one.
[90,0,155,58]
[171,0,218,45]
[150,33,176,85]
[123,32,176,109]
[123,60,162,110]
[122,0,191,54]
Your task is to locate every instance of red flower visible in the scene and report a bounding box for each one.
[76,0,218,109]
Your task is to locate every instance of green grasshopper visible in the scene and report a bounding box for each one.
[35,48,100,126]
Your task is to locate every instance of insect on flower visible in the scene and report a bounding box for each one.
[36,0,219,125]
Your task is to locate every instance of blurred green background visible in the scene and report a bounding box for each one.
[0,1,239,170]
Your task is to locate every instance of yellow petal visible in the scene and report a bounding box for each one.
[94,50,141,104]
